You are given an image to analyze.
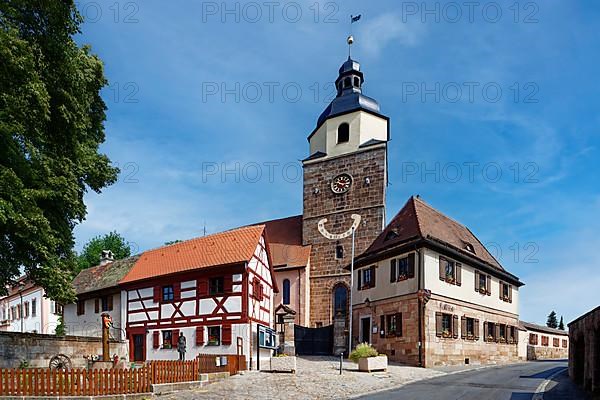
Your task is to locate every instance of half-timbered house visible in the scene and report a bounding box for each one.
[118,225,277,368]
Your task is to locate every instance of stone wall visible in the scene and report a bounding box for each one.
[424,296,520,367]
[353,295,420,366]
[527,344,568,360]
[0,331,129,369]
[303,147,387,327]
[569,306,600,394]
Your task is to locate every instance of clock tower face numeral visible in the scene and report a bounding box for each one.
[331,173,353,194]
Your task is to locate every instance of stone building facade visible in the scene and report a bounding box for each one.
[351,196,524,367]
[569,306,600,394]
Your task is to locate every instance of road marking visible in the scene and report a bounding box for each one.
[532,367,567,400]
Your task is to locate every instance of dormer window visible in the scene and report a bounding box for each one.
[464,243,475,253]
[337,123,350,143]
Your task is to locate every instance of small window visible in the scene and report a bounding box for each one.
[487,322,497,342]
[101,296,110,312]
[162,286,174,302]
[53,302,63,315]
[542,335,549,347]
[466,317,475,337]
[359,266,375,290]
[562,339,568,348]
[499,324,506,342]
[335,244,344,259]
[465,243,475,253]
[337,123,350,144]
[500,282,511,302]
[207,326,221,346]
[77,300,85,316]
[252,279,264,301]
[445,262,455,281]
[353,77,360,87]
[553,338,560,347]
[24,302,29,318]
[162,330,173,348]
[344,77,351,88]
[31,299,36,317]
[479,274,487,292]
[529,333,539,345]
[386,313,402,337]
[441,314,453,337]
[282,279,291,305]
[209,277,224,295]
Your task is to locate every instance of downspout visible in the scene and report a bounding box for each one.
[297,268,302,325]
[416,247,423,367]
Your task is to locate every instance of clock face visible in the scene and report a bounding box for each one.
[331,173,353,194]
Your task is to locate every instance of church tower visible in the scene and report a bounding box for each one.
[302,48,389,328]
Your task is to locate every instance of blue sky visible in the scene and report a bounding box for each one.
[73,0,600,325]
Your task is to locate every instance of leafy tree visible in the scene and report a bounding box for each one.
[164,240,183,246]
[0,1,118,303]
[77,231,132,271]
[547,311,559,329]
[558,316,565,330]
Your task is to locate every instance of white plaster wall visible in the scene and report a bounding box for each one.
[145,323,249,361]
[63,293,124,340]
[352,251,419,306]
[309,110,388,158]
[0,288,59,334]
[423,249,519,315]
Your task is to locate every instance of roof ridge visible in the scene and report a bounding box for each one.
[142,224,265,255]
[413,195,471,231]
[411,196,424,238]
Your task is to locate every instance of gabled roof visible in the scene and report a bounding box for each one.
[73,256,139,295]
[357,196,520,283]
[120,225,266,284]
[520,321,568,336]
[253,215,311,269]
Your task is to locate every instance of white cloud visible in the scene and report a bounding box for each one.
[358,13,425,57]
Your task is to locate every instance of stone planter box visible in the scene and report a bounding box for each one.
[270,356,296,373]
[358,355,387,372]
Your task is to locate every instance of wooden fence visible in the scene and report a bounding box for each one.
[0,355,246,397]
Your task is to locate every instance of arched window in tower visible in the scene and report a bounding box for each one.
[282,279,291,305]
[337,123,350,144]
[333,284,348,318]
[344,77,351,88]
[354,77,360,87]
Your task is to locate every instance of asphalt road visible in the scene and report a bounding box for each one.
[359,361,590,400]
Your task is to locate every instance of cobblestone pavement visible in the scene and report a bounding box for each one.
[162,356,444,399]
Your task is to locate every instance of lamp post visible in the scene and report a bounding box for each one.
[348,226,355,356]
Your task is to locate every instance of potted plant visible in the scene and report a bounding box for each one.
[269,353,296,373]
[350,343,387,372]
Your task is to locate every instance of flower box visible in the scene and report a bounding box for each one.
[269,356,296,373]
[358,355,387,372]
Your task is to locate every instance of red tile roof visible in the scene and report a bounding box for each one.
[120,225,265,284]
[257,215,311,268]
[360,196,504,271]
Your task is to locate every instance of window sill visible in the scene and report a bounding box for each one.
[206,343,221,347]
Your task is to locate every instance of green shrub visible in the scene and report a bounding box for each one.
[349,343,379,363]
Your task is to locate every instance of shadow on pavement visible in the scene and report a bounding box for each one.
[520,366,566,379]
[512,369,592,400]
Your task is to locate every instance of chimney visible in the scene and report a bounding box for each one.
[100,250,114,266]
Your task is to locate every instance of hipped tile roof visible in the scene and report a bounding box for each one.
[359,196,504,271]
[120,225,265,284]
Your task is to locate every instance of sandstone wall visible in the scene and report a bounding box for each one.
[569,306,600,394]
[0,331,129,369]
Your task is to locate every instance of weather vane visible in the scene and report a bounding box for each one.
[348,14,361,58]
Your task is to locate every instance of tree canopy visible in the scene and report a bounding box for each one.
[0,1,118,303]
[547,311,559,329]
[77,231,133,271]
[558,316,565,330]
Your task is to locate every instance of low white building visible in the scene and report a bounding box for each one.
[63,255,138,341]
[518,321,569,360]
[0,278,61,334]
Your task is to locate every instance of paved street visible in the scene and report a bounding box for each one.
[161,358,592,400]
[360,360,590,400]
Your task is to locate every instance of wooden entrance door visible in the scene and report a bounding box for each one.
[133,334,145,362]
